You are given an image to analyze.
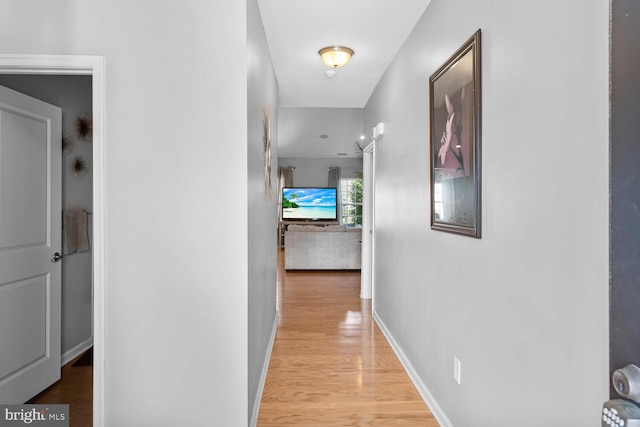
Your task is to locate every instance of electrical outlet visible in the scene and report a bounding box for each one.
[453,357,461,385]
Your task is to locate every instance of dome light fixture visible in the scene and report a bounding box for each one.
[318,46,354,68]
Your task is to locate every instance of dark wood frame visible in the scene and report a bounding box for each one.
[429,29,482,238]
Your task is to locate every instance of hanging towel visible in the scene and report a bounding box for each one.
[63,210,91,255]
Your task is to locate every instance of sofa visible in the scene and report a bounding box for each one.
[284,224,362,270]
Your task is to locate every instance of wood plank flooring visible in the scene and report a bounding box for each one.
[27,356,92,427]
[25,249,437,427]
[257,250,439,426]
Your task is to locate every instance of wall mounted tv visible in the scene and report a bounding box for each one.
[282,187,338,221]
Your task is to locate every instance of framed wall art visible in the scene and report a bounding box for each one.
[262,105,273,200]
[429,29,482,238]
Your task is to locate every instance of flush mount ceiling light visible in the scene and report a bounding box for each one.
[318,46,354,69]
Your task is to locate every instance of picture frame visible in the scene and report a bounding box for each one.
[429,29,482,238]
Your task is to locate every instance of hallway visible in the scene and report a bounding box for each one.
[257,250,439,426]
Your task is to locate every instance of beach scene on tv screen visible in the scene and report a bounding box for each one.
[282,188,336,220]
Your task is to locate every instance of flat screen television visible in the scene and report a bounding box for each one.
[282,187,338,221]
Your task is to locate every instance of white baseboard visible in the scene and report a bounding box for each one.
[373,311,454,427]
[61,337,94,366]
[250,313,279,427]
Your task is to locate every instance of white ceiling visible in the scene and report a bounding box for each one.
[257,0,432,157]
[278,107,365,159]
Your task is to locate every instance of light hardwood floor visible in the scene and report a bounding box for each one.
[27,249,438,427]
[257,250,439,426]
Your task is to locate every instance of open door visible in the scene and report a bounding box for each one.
[0,84,62,403]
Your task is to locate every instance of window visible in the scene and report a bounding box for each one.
[434,182,444,220]
[340,178,362,227]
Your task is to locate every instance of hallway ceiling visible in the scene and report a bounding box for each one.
[257,0,432,158]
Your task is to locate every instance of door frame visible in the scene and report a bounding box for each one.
[361,139,376,300]
[0,54,106,427]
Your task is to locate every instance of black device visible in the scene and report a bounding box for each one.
[602,399,640,426]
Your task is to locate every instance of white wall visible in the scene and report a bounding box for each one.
[0,75,94,361]
[279,157,363,187]
[365,1,609,426]
[1,1,250,425]
[247,0,279,422]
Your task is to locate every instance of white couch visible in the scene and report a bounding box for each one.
[284,225,362,270]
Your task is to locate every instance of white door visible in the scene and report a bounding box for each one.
[0,85,62,403]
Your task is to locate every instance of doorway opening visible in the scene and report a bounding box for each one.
[0,55,106,427]
[361,139,375,300]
